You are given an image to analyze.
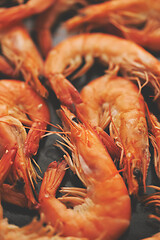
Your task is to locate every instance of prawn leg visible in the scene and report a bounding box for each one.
[141,186,160,239]
[146,110,160,179]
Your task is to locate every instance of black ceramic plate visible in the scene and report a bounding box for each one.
[2,22,160,240]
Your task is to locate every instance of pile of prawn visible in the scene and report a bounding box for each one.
[0,0,160,240]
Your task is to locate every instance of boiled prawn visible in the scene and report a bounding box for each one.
[0,24,48,98]
[0,79,50,207]
[35,0,87,57]
[77,74,150,195]
[0,0,55,30]
[45,33,160,111]
[38,106,131,240]
[65,0,160,52]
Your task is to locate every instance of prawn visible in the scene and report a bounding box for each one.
[45,33,160,111]
[0,163,87,239]
[35,0,87,57]
[65,0,160,52]
[76,74,150,196]
[38,106,131,240]
[0,208,87,240]
[0,115,38,207]
[0,79,50,157]
[0,23,48,98]
[0,79,50,207]
[0,0,56,30]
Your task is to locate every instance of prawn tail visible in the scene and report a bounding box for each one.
[49,74,82,111]
[38,160,67,202]
[1,184,28,208]
[0,148,17,185]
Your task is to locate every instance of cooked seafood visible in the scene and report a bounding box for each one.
[35,0,87,57]
[0,79,50,206]
[45,33,160,110]
[0,0,55,29]
[77,74,150,195]
[0,24,48,97]
[65,0,160,51]
[38,106,131,240]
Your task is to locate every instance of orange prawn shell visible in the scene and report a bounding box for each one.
[39,107,131,240]
[0,79,50,206]
[0,24,48,98]
[0,80,50,123]
[45,33,160,111]
[77,75,150,195]
[65,0,160,51]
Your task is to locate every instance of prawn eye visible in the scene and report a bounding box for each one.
[133,168,142,179]
[133,168,144,195]
[72,117,79,123]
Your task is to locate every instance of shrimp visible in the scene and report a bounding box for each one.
[0,23,48,98]
[0,0,56,30]
[38,106,131,240]
[76,74,150,196]
[65,0,160,52]
[35,0,87,57]
[0,79,50,207]
[45,33,160,111]
[0,166,86,239]
[0,206,87,240]
[0,79,50,157]
[0,115,38,207]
